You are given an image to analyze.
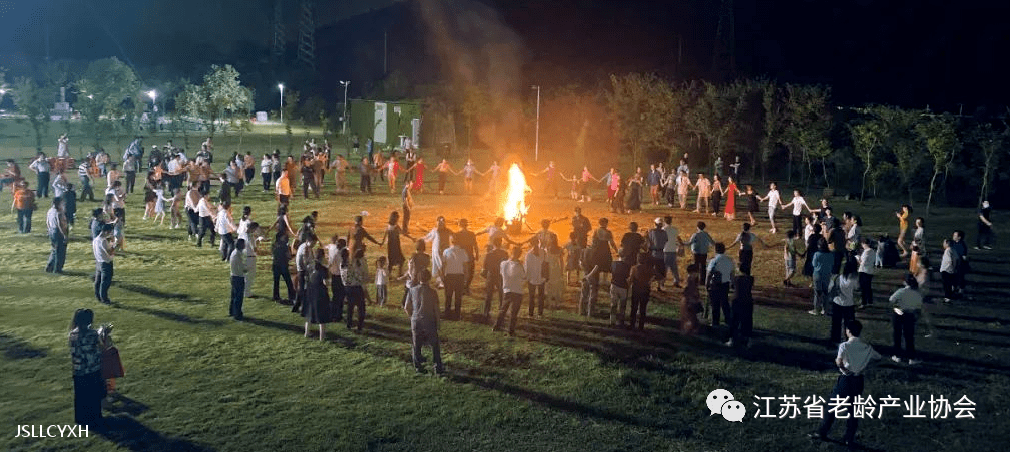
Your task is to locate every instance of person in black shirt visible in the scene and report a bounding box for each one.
[571,207,591,248]
[609,252,632,327]
[482,238,508,322]
[620,222,645,264]
[977,201,994,250]
[272,233,295,303]
[456,219,479,293]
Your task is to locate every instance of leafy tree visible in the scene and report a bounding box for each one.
[683,81,742,171]
[849,116,885,202]
[174,65,249,139]
[10,77,50,151]
[971,122,1005,207]
[760,80,787,182]
[784,84,833,188]
[881,107,924,203]
[605,73,677,168]
[76,57,139,147]
[915,113,961,215]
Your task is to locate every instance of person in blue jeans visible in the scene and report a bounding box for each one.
[811,238,834,316]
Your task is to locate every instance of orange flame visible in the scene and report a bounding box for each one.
[503,163,531,223]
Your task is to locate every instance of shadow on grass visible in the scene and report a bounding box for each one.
[116,305,226,327]
[115,283,207,303]
[104,393,150,417]
[100,414,215,452]
[445,363,688,435]
[0,332,48,359]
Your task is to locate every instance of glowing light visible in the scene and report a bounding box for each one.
[502,163,531,223]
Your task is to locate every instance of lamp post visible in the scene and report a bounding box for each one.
[339,81,350,135]
[146,90,157,132]
[531,85,540,161]
[278,83,285,123]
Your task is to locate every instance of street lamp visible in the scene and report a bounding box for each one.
[146,90,157,110]
[339,81,350,135]
[531,85,541,161]
[146,90,157,132]
[278,83,285,123]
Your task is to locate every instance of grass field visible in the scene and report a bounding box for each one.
[1,125,1009,451]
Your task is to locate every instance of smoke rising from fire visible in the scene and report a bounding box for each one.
[415,0,527,154]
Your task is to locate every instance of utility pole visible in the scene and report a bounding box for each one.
[278,83,285,123]
[340,81,350,136]
[531,85,540,161]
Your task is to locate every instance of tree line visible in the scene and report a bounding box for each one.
[3,60,1007,209]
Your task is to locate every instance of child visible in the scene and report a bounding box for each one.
[564,232,582,285]
[784,229,802,287]
[375,256,389,306]
[154,185,171,225]
[169,188,184,229]
[681,263,702,335]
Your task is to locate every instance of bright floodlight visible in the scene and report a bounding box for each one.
[146,90,156,100]
[278,83,284,90]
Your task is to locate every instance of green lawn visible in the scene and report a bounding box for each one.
[1,125,1008,451]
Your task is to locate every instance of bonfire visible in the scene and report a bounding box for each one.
[502,163,532,234]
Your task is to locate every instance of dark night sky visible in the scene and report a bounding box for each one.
[2,0,1009,111]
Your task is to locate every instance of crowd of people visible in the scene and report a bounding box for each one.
[1,135,999,442]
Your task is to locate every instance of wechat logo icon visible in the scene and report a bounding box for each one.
[707,389,746,422]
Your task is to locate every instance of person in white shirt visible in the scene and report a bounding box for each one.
[375,256,389,306]
[493,246,526,336]
[260,155,273,192]
[781,189,810,235]
[889,273,923,365]
[440,234,470,320]
[29,152,51,198]
[229,239,248,320]
[236,206,260,298]
[939,238,958,303]
[705,243,734,327]
[46,197,69,274]
[830,260,859,343]
[856,238,876,308]
[524,244,548,318]
[92,223,115,304]
[215,202,237,261]
[758,182,782,233]
[293,235,317,314]
[51,170,69,200]
[196,191,216,247]
[662,216,684,287]
[810,319,881,446]
[326,236,347,319]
